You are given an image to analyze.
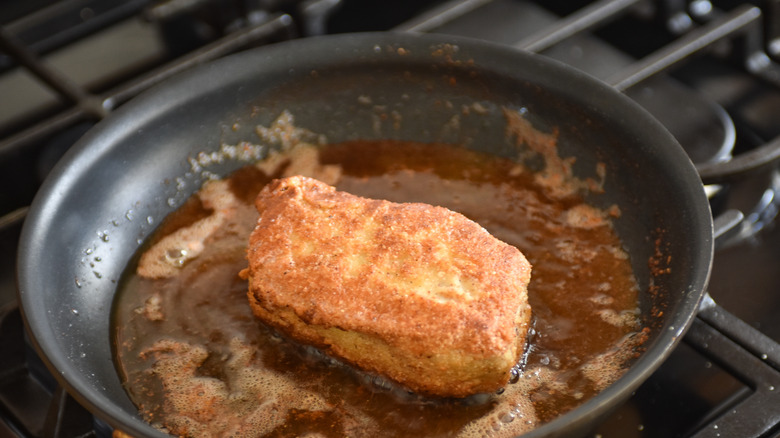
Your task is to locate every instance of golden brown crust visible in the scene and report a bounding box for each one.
[246,176,532,397]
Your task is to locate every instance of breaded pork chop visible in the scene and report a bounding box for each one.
[245,176,533,397]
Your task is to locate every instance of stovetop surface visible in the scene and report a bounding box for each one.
[2,1,780,437]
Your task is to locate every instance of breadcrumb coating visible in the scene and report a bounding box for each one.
[245,176,532,397]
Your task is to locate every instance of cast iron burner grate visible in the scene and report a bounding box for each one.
[3,0,780,437]
[0,303,102,438]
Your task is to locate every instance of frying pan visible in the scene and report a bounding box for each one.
[17,32,712,437]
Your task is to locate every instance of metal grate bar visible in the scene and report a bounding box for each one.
[685,307,780,438]
[0,208,27,232]
[698,134,780,184]
[698,295,780,371]
[392,0,495,33]
[0,26,106,119]
[514,0,645,52]
[607,4,761,91]
[1,0,152,72]
[142,0,217,22]
[107,12,295,108]
[766,0,780,59]
[0,106,88,161]
[0,12,296,162]
[300,0,344,36]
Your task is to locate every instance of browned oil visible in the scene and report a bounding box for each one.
[113,140,642,437]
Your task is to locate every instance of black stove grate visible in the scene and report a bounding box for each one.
[0,303,94,438]
[3,1,780,437]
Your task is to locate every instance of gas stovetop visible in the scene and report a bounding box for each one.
[2,1,780,437]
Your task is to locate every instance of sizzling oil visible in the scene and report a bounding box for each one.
[113,140,642,437]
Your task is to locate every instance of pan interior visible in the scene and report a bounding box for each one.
[17,33,712,437]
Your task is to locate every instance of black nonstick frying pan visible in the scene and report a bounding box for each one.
[17,32,712,437]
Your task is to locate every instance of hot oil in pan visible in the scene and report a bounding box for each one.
[113,140,644,437]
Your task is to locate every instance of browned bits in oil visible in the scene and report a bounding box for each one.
[114,140,643,438]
